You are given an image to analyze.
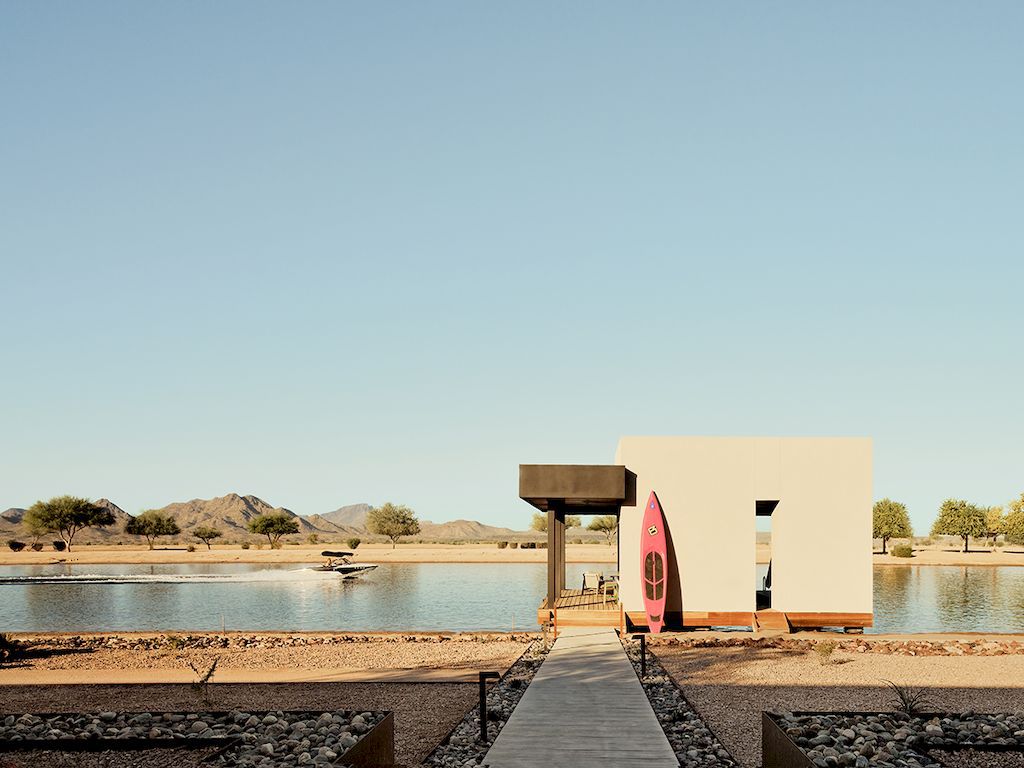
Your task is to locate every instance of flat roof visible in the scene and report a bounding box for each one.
[519,464,635,512]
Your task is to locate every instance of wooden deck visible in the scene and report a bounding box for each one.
[481,627,677,768]
[537,589,624,631]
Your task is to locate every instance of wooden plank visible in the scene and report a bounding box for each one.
[482,627,677,768]
[785,613,873,628]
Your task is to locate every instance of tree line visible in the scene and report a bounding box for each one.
[8,496,424,552]
[873,493,1024,553]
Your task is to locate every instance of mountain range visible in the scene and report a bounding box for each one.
[0,494,561,544]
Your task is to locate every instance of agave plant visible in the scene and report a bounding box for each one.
[882,679,935,716]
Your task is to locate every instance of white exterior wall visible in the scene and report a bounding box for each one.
[615,436,872,617]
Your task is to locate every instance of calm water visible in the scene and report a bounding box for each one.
[1,563,1023,634]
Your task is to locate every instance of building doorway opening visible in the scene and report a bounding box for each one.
[756,500,778,610]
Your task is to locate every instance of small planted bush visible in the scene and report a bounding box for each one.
[240,542,251,550]
[52,541,67,552]
[891,543,914,558]
[6,540,26,552]
[30,543,43,552]
[814,640,838,665]
[346,537,361,550]
[307,533,319,545]
[509,542,519,549]
[496,541,508,549]
[186,544,196,552]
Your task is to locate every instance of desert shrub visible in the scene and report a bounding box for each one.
[346,538,361,550]
[570,538,583,545]
[30,543,43,552]
[813,641,838,665]
[496,541,508,549]
[186,544,196,552]
[6,540,26,552]
[307,533,319,545]
[255,542,264,550]
[891,543,913,558]
[52,541,67,552]
[0,633,24,664]
[537,542,547,549]
[509,542,519,549]
[164,634,186,651]
[995,541,1005,548]
[883,680,934,715]
[240,542,250,550]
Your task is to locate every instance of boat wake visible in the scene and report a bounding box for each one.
[0,569,339,586]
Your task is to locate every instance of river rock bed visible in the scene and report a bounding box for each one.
[14,632,538,652]
[770,711,1024,768]
[421,640,548,767]
[622,638,739,767]
[647,636,1024,657]
[0,709,385,767]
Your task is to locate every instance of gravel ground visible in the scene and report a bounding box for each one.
[0,683,475,768]
[929,747,1024,767]
[10,634,531,673]
[0,747,220,768]
[622,638,738,767]
[422,640,547,768]
[655,644,1024,768]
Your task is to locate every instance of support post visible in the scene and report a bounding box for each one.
[478,671,500,743]
[546,508,566,607]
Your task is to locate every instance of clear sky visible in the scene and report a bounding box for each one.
[2,3,1022,534]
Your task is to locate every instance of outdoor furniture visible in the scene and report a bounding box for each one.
[601,576,619,604]
[582,571,601,593]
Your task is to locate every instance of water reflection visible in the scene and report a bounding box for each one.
[2,563,1024,633]
[872,565,1024,634]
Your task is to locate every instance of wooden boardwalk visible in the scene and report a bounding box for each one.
[482,627,678,768]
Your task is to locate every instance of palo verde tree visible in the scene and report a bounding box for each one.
[587,515,619,545]
[931,498,987,553]
[247,513,300,548]
[529,512,581,533]
[983,506,1006,546]
[872,498,912,554]
[192,526,223,550]
[125,510,181,550]
[1003,493,1024,547]
[23,496,115,552]
[366,502,420,548]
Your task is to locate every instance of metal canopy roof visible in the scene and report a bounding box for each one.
[518,464,635,513]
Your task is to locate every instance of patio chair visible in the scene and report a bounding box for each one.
[582,571,601,593]
[601,576,619,604]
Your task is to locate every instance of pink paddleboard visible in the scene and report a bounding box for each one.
[641,491,668,633]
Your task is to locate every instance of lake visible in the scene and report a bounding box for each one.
[1,563,1023,634]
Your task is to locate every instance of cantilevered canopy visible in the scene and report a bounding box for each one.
[519,464,636,609]
[518,464,636,513]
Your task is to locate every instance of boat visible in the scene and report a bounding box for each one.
[641,491,668,633]
[310,551,378,578]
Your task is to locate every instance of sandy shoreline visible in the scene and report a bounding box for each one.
[3,541,1022,567]
[0,542,618,566]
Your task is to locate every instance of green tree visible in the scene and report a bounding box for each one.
[1003,493,1024,546]
[22,515,49,547]
[931,498,987,553]
[247,513,300,548]
[125,510,181,549]
[529,512,581,533]
[366,503,420,548]
[192,526,223,550]
[587,515,619,545]
[872,498,912,554]
[23,496,115,552]
[983,506,1005,546]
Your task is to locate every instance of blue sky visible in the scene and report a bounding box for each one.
[2,3,1021,534]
